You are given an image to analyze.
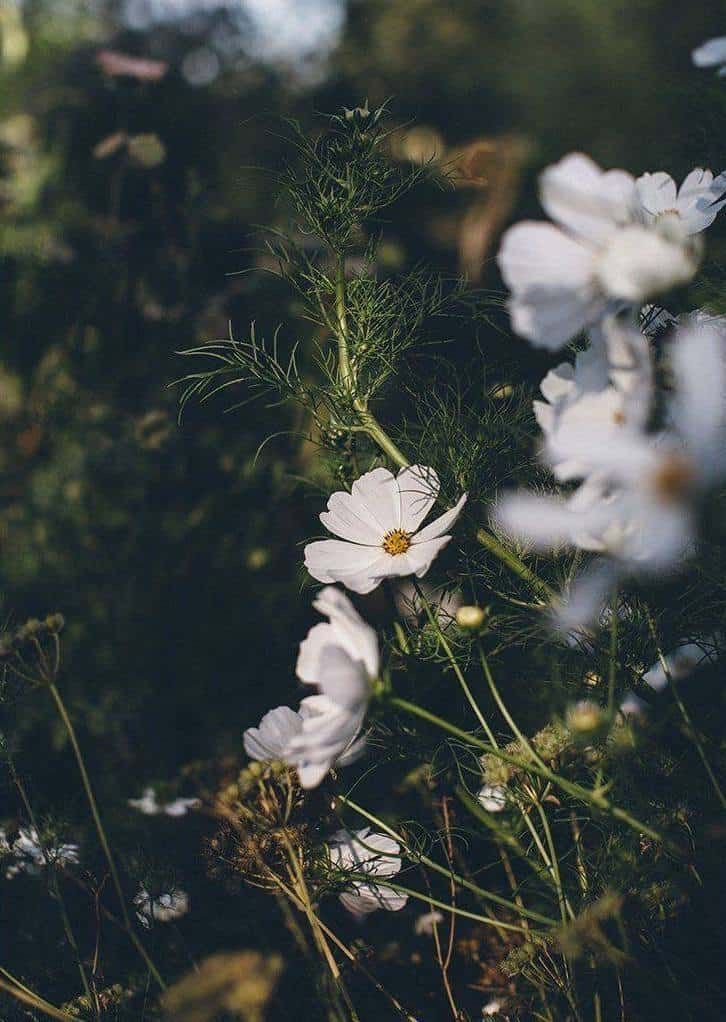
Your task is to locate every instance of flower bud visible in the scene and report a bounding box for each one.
[456,604,487,631]
[566,700,607,738]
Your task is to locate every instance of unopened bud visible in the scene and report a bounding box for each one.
[456,605,487,631]
[45,613,65,633]
[566,700,607,738]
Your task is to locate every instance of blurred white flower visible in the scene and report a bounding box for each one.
[414,910,444,935]
[5,827,79,879]
[636,169,726,235]
[394,580,463,626]
[482,998,506,1017]
[283,587,378,789]
[128,787,200,817]
[692,36,726,75]
[642,637,720,692]
[327,827,408,917]
[495,313,726,628]
[498,153,700,349]
[477,784,507,812]
[244,706,307,762]
[304,465,467,594]
[134,885,189,928]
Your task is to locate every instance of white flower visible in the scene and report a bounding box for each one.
[477,784,507,812]
[244,705,308,762]
[534,317,653,482]
[5,827,80,879]
[495,313,726,628]
[642,637,720,693]
[128,787,200,817]
[327,827,408,917]
[692,36,726,75]
[483,998,506,1017]
[304,465,467,594]
[134,885,189,928]
[414,910,444,935]
[498,153,700,349]
[636,169,726,236]
[283,587,378,789]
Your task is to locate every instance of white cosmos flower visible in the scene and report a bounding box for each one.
[535,316,653,482]
[477,784,507,812]
[244,705,308,762]
[692,36,726,75]
[304,465,467,595]
[128,787,200,817]
[134,885,189,928]
[281,587,378,789]
[497,153,701,350]
[414,910,444,935]
[636,169,726,235]
[496,313,726,628]
[5,827,80,879]
[327,827,408,917]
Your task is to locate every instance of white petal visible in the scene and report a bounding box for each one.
[315,644,370,711]
[692,37,726,68]
[397,464,440,533]
[411,492,467,544]
[553,559,622,633]
[350,467,401,533]
[403,536,453,578]
[320,490,382,545]
[312,586,379,678]
[498,221,594,291]
[669,316,726,470]
[304,539,382,591]
[539,153,635,242]
[510,287,604,351]
[635,171,677,222]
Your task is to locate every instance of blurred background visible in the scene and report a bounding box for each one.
[1,0,725,1014]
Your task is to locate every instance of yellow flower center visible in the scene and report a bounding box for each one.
[382,528,412,556]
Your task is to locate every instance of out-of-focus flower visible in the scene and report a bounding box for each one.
[134,885,189,928]
[127,787,200,817]
[692,37,726,75]
[327,827,408,917]
[482,998,506,1017]
[305,465,467,594]
[566,699,607,738]
[642,638,720,692]
[5,827,79,879]
[394,580,462,627]
[495,313,726,629]
[456,604,487,631]
[92,132,128,160]
[284,587,378,788]
[414,910,444,935]
[498,153,701,349]
[477,784,507,812]
[636,169,726,235]
[96,50,168,82]
[127,134,166,169]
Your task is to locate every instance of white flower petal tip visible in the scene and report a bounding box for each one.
[414,910,444,936]
[478,784,507,812]
[127,787,200,817]
[327,828,407,917]
[305,466,466,594]
[692,36,726,72]
[243,705,307,762]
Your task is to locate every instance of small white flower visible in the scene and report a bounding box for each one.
[636,169,726,236]
[134,885,189,928]
[642,638,720,692]
[414,910,444,935]
[5,827,80,879]
[482,998,506,1017]
[304,465,467,595]
[498,153,700,350]
[692,36,726,75]
[283,587,378,789]
[477,784,507,812]
[327,827,408,917]
[127,787,200,817]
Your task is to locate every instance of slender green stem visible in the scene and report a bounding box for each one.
[390,696,670,847]
[0,975,77,1022]
[336,795,556,926]
[415,581,497,744]
[475,528,554,602]
[608,592,618,718]
[478,646,546,770]
[47,683,167,991]
[334,253,354,393]
[645,612,726,811]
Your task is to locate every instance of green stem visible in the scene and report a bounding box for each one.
[475,528,554,603]
[0,974,76,1022]
[47,683,167,991]
[334,254,354,393]
[336,795,557,926]
[389,696,670,847]
[608,592,618,719]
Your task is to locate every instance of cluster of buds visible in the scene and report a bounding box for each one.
[0,613,65,662]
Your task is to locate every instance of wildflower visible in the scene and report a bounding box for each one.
[304,465,467,594]
[96,50,168,82]
[642,638,720,692]
[692,37,726,75]
[477,784,507,812]
[127,787,200,817]
[5,827,79,879]
[283,587,378,788]
[495,313,726,627]
[414,910,444,935]
[498,153,700,349]
[636,169,726,235]
[327,827,408,917]
[134,885,189,928]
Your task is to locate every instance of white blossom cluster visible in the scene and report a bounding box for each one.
[0,826,79,879]
[493,149,726,632]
